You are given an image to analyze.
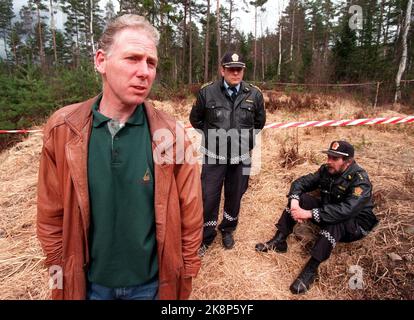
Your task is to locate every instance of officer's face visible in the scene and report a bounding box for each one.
[95,28,158,108]
[326,155,350,175]
[221,66,245,86]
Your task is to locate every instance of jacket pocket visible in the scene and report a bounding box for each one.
[205,104,225,124]
[239,104,254,127]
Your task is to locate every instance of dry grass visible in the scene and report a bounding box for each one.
[0,93,413,300]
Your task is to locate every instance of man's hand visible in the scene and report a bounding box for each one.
[290,199,312,223]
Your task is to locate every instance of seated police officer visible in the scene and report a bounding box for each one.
[190,52,266,255]
[255,140,378,294]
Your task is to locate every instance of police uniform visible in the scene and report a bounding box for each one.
[189,52,266,249]
[279,159,378,262]
[256,140,378,294]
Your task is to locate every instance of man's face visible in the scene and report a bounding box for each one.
[326,155,350,175]
[221,66,245,86]
[95,28,158,108]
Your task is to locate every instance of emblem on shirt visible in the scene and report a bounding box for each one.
[141,168,151,184]
[353,186,363,197]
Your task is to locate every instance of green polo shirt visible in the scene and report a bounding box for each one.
[87,97,158,288]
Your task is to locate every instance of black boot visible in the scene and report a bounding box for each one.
[222,232,235,249]
[290,257,320,294]
[255,230,288,253]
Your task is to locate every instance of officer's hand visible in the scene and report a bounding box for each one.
[290,199,300,210]
[291,207,312,222]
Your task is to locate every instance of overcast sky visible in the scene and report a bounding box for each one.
[2,0,285,57]
[11,0,284,33]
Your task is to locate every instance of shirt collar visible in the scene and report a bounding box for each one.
[126,104,145,126]
[223,80,241,93]
[91,97,145,128]
[91,96,110,128]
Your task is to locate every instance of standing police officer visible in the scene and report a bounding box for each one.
[255,140,378,294]
[190,52,266,255]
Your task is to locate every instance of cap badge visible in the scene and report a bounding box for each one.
[231,53,239,62]
[331,142,340,150]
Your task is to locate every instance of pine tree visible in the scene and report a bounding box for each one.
[0,0,14,62]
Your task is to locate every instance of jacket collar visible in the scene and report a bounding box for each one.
[65,95,154,136]
[65,96,97,137]
[339,160,358,181]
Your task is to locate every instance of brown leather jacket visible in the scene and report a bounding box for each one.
[37,96,203,300]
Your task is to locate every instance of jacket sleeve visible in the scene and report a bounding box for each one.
[314,171,373,224]
[254,91,266,130]
[288,167,322,200]
[37,129,64,268]
[174,138,203,279]
[189,90,206,130]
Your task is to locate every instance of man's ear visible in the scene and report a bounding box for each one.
[95,49,106,74]
[220,66,225,77]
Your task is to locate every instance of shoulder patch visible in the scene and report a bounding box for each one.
[200,81,213,89]
[249,83,262,93]
[353,186,363,197]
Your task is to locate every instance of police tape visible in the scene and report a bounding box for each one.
[263,115,414,129]
[1,116,414,134]
[0,129,43,134]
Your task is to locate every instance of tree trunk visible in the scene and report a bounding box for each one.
[3,35,9,61]
[227,0,233,50]
[376,0,385,48]
[277,3,282,80]
[182,0,188,83]
[394,0,413,103]
[36,5,45,67]
[383,2,391,57]
[216,0,221,78]
[261,17,264,81]
[290,2,295,62]
[253,5,257,81]
[12,43,18,65]
[90,0,96,56]
[49,0,58,64]
[75,15,80,67]
[174,52,178,83]
[204,0,210,82]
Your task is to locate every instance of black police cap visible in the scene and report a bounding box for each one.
[322,140,355,158]
[221,52,246,68]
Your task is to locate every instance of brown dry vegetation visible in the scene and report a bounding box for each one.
[0,92,413,300]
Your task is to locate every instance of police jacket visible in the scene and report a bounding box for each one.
[189,79,266,163]
[288,161,378,231]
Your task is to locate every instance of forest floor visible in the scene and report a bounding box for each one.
[0,92,413,299]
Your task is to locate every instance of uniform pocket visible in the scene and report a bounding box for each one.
[205,104,225,123]
[239,104,254,126]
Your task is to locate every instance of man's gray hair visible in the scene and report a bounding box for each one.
[98,14,160,53]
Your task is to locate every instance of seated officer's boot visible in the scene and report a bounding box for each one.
[222,232,235,249]
[289,258,320,294]
[255,231,288,253]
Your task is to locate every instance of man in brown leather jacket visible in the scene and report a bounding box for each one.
[37,14,203,300]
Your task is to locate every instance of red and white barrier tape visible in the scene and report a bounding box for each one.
[0,129,43,134]
[1,116,414,134]
[263,116,414,129]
